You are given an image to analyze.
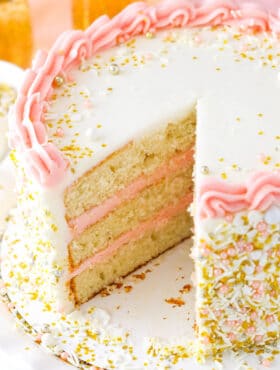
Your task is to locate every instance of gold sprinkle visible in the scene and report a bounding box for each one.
[232,163,241,171]
[221,172,227,180]
[258,130,264,135]
[145,31,154,39]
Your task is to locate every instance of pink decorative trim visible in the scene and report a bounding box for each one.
[198,171,280,219]
[69,148,194,237]
[10,0,280,186]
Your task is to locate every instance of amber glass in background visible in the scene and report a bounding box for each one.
[72,0,136,29]
[0,0,32,68]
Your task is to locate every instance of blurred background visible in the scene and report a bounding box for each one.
[0,0,280,69]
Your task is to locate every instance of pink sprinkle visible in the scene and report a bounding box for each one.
[214,309,223,317]
[194,35,203,45]
[84,99,93,109]
[55,128,64,138]
[247,326,256,335]
[256,265,263,273]
[255,335,263,343]
[267,249,273,257]
[226,320,235,328]
[251,281,261,290]
[145,52,154,61]
[227,247,236,256]
[225,214,234,223]
[201,247,210,257]
[262,359,272,368]
[266,315,275,324]
[219,284,229,294]
[221,251,228,259]
[244,243,254,252]
[236,240,246,252]
[228,333,236,342]
[203,336,210,345]
[250,311,258,320]
[257,221,267,231]
[214,268,223,277]
[257,221,268,233]
[201,309,209,315]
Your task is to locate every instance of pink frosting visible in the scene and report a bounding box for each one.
[69,148,194,236]
[198,171,280,219]
[68,192,193,280]
[10,0,280,187]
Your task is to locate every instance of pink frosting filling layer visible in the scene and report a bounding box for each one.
[11,0,280,187]
[68,192,193,280]
[69,148,194,237]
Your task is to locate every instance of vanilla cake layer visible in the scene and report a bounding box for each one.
[65,112,196,220]
[71,208,193,305]
[69,164,193,267]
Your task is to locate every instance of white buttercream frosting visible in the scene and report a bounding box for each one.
[1,26,280,368]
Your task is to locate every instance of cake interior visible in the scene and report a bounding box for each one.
[65,109,196,305]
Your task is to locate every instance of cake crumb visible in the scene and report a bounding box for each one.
[165,297,185,307]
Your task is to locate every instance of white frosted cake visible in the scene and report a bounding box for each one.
[1,1,280,368]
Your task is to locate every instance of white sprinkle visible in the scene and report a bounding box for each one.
[108,63,120,75]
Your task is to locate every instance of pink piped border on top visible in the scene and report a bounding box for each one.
[9,0,280,218]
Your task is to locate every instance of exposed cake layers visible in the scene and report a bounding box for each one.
[70,194,193,304]
[66,115,195,303]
